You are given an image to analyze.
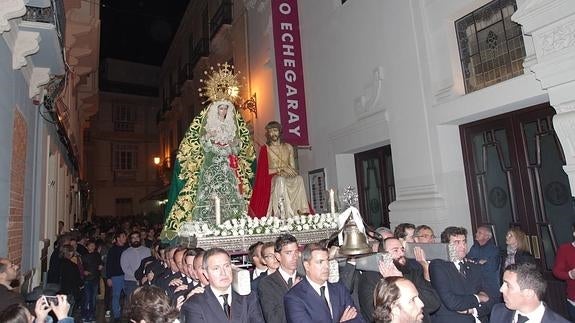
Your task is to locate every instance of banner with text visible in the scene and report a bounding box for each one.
[271,0,309,146]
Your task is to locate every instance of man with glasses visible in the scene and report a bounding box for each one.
[258,234,301,323]
[414,225,436,243]
[252,241,279,293]
[182,247,263,323]
[467,225,501,300]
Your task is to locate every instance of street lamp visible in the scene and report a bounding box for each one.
[153,157,161,166]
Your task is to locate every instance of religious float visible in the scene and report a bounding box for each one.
[158,63,371,254]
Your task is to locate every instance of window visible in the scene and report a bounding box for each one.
[113,143,138,170]
[113,103,137,132]
[455,0,525,93]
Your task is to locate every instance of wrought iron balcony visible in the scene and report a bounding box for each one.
[210,0,233,40]
[190,38,210,67]
[22,0,66,44]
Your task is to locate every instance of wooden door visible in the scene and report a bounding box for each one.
[354,146,395,228]
[460,103,575,316]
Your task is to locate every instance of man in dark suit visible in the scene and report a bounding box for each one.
[359,237,440,322]
[284,243,365,323]
[429,226,494,323]
[258,234,301,323]
[491,263,570,323]
[181,247,263,323]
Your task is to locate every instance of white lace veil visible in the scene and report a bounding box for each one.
[204,100,237,145]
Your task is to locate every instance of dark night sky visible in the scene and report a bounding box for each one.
[100,0,190,66]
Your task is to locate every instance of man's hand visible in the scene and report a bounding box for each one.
[169,278,183,286]
[339,306,358,322]
[477,291,490,303]
[175,284,189,293]
[51,295,71,320]
[378,260,402,278]
[569,268,575,280]
[35,297,51,322]
[106,278,113,287]
[478,259,487,265]
[176,295,186,311]
[185,286,205,301]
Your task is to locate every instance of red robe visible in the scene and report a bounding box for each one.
[248,146,272,218]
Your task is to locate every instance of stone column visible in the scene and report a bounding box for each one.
[513,0,575,192]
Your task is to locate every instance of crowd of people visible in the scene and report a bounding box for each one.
[1,218,574,323]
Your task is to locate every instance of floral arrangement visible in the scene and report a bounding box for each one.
[178,213,339,238]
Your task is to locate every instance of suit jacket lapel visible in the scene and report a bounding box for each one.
[230,291,245,322]
[270,270,289,290]
[327,282,339,321]
[205,286,230,322]
[302,278,332,321]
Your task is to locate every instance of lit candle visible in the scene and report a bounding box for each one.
[214,195,221,225]
[329,189,335,214]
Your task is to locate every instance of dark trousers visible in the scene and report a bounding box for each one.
[82,280,98,319]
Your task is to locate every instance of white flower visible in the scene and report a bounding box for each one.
[232,230,238,236]
[264,228,271,234]
[221,230,229,237]
[240,218,247,226]
[255,227,262,234]
[223,221,232,230]
[213,229,221,236]
[248,228,254,235]
[303,224,310,231]
[239,229,245,236]
[313,216,320,224]
[266,217,274,225]
[296,225,303,231]
[287,218,294,225]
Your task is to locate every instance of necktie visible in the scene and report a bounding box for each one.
[320,286,331,316]
[287,277,293,288]
[458,261,467,277]
[516,314,528,323]
[221,294,230,319]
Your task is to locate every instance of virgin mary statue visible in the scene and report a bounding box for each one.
[161,98,255,242]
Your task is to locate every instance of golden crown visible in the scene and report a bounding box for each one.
[198,62,241,103]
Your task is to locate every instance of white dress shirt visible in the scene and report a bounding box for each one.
[514,302,546,323]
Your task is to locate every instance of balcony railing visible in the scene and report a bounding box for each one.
[22,0,66,43]
[210,0,233,40]
[190,38,210,67]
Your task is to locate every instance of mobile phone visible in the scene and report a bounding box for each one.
[44,295,59,306]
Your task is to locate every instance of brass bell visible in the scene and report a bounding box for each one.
[339,217,372,256]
